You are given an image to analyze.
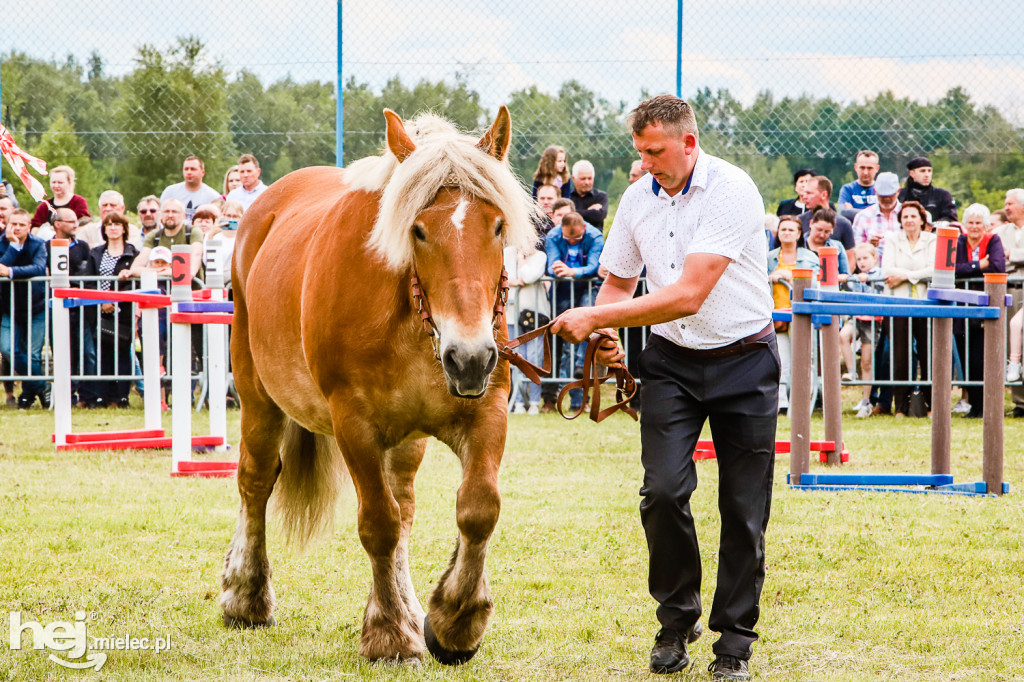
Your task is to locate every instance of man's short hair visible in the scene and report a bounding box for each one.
[811,207,836,226]
[793,168,816,184]
[9,208,31,221]
[99,189,124,206]
[815,177,833,197]
[536,184,558,197]
[571,160,595,178]
[184,154,204,171]
[561,212,585,231]
[552,198,574,212]
[161,198,185,212]
[1006,188,1024,205]
[626,94,698,138]
[55,208,77,222]
[137,195,160,208]
[855,150,879,163]
[237,153,260,168]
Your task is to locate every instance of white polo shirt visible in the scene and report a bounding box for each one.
[226,182,268,211]
[600,149,772,349]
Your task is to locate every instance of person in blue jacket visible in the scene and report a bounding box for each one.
[0,208,49,408]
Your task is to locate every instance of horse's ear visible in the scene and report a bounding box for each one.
[477,105,511,161]
[383,109,416,162]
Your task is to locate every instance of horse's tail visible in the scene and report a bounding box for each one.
[272,418,348,549]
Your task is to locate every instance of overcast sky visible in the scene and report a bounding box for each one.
[3,0,1023,123]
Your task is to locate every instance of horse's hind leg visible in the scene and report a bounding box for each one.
[425,414,507,665]
[220,324,285,628]
[336,417,424,662]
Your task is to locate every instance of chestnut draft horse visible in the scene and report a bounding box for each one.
[219,106,537,665]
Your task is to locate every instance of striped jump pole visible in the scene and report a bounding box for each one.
[983,273,1007,495]
[170,246,193,474]
[930,226,959,475]
[789,268,815,484]
[50,239,73,447]
[140,270,162,431]
[817,246,843,466]
[204,236,228,452]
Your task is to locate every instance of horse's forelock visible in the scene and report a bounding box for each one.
[367,122,538,272]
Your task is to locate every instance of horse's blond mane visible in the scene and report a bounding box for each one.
[346,113,539,271]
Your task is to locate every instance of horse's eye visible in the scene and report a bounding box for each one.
[413,224,426,241]
[494,219,504,238]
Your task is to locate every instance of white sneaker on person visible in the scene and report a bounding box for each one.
[842,372,855,382]
[527,404,539,416]
[856,402,872,418]
[1007,361,1022,383]
[952,399,971,415]
[852,398,869,411]
[511,403,527,415]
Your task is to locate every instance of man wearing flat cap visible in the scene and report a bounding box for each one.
[898,157,957,224]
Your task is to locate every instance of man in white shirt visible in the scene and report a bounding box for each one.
[160,155,221,225]
[225,154,268,210]
[552,95,775,681]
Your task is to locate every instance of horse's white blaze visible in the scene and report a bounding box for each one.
[451,197,468,232]
[436,308,495,349]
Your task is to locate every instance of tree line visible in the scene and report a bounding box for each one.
[2,39,1022,218]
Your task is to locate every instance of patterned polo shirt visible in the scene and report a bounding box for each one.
[600,149,772,349]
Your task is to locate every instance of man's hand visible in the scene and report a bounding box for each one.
[0,264,9,277]
[869,234,882,247]
[588,203,603,211]
[594,332,625,368]
[551,260,575,278]
[101,302,115,314]
[551,307,597,344]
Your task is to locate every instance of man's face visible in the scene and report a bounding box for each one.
[551,205,572,226]
[7,214,30,242]
[795,174,815,196]
[99,196,124,219]
[53,213,78,239]
[238,162,260,190]
[138,201,160,229]
[632,123,696,196]
[561,223,585,245]
[802,184,827,210]
[1004,194,1024,224]
[536,187,558,216]
[160,204,185,231]
[50,172,69,197]
[573,168,595,194]
[877,193,899,212]
[0,198,13,226]
[808,220,833,246]
[908,166,933,186]
[855,155,879,186]
[182,159,204,186]
[628,163,644,183]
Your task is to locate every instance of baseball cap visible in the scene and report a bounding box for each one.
[875,172,900,196]
[149,246,173,264]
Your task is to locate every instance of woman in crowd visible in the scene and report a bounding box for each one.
[532,145,571,198]
[955,203,1005,417]
[30,165,90,228]
[222,165,242,198]
[85,212,139,408]
[882,200,936,417]
[767,215,818,413]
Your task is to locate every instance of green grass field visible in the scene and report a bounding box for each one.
[1,393,1023,681]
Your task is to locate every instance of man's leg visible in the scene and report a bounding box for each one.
[638,337,708,633]
[706,341,779,660]
[23,311,47,402]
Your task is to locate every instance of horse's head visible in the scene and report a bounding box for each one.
[381,107,527,398]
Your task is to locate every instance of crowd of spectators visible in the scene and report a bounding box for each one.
[0,153,265,410]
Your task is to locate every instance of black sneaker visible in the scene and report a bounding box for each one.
[708,654,750,680]
[649,622,703,674]
[39,389,52,409]
[17,395,34,410]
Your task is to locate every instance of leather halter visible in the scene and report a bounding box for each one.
[410,268,509,360]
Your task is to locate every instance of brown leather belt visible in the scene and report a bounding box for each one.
[656,323,775,360]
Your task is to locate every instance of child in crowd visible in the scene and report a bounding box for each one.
[1007,309,1023,382]
[840,243,884,417]
[532,145,571,198]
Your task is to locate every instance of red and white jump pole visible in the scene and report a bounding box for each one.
[51,239,73,447]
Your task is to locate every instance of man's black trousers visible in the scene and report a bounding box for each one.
[637,334,779,660]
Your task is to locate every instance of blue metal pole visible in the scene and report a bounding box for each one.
[676,0,683,98]
[336,0,344,167]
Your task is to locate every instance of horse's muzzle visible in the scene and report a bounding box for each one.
[441,341,498,398]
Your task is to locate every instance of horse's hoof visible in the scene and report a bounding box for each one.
[222,613,276,629]
[423,614,478,666]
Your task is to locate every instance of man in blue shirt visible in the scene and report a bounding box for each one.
[838,150,879,213]
[546,211,603,409]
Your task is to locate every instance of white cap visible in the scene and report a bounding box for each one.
[149,246,172,264]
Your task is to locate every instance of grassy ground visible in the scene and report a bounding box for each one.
[1,390,1023,681]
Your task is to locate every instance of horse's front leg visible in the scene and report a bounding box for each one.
[335,415,424,663]
[426,406,507,665]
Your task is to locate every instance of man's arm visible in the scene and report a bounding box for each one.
[9,240,47,279]
[190,241,203,277]
[544,234,562,277]
[129,247,152,276]
[578,191,609,226]
[575,231,605,278]
[552,252,731,343]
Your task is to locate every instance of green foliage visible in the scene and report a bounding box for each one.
[28,114,103,211]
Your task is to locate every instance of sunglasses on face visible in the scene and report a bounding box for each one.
[139,208,158,214]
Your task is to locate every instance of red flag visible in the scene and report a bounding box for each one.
[0,122,48,201]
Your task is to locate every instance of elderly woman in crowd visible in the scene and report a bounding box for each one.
[84,212,140,408]
[954,203,1005,418]
[882,200,936,417]
[767,215,818,413]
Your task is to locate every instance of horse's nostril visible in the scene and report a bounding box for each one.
[484,347,497,373]
[443,347,461,374]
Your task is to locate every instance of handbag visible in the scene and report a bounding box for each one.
[518,309,550,333]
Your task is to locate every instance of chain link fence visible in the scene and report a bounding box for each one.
[1,1,1022,213]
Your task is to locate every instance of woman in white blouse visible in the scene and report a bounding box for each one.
[881,200,936,417]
